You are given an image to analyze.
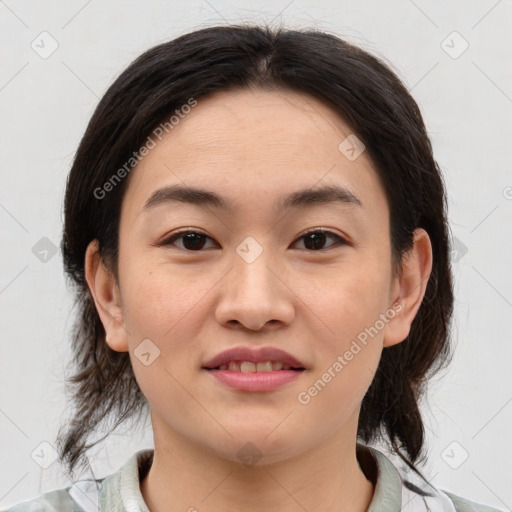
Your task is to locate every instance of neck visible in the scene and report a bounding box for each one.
[140,419,375,512]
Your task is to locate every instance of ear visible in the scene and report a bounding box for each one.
[84,239,129,352]
[383,228,433,348]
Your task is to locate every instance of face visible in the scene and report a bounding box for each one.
[90,87,425,466]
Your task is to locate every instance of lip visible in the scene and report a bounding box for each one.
[202,346,306,370]
[205,369,303,392]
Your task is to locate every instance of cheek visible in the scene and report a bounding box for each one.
[296,261,390,407]
[299,298,385,423]
[121,264,210,415]
[303,264,391,346]
[119,257,222,392]
[119,251,212,338]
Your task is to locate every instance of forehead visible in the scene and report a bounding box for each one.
[121,87,388,222]
[156,88,358,160]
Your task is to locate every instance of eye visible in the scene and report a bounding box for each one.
[159,230,218,251]
[291,229,346,251]
[158,228,346,252]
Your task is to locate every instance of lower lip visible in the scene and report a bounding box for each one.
[205,369,304,392]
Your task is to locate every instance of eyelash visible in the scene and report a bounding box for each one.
[158,228,347,252]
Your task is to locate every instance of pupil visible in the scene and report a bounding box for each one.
[305,232,326,250]
[183,233,205,250]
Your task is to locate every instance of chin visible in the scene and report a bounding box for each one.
[200,426,309,467]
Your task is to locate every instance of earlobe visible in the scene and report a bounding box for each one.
[383,228,433,348]
[84,240,129,353]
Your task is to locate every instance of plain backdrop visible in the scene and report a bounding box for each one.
[1,0,511,510]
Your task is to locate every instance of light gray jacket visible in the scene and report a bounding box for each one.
[1,445,504,512]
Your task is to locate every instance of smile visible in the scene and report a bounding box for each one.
[212,361,300,372]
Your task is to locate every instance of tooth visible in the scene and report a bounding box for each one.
[222,361,291,372]
[228,361,240,371]
[240,361,256,373]
[256,361,273,372]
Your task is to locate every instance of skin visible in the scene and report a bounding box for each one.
[85,87,432,512]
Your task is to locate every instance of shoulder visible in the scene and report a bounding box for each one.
[361,443,504,512]
[0,479,102,512]
[1,449,151,512]
[0,490,84,512]
[441,489,506,512]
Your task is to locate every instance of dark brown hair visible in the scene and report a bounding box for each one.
[57,23,454,485]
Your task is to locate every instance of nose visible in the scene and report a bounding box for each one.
[214,245,295,331]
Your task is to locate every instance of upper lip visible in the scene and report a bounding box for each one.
[202,346,306,369]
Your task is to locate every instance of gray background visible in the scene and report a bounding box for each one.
[1,0,511,510]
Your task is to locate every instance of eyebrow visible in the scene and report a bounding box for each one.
[142,184,362,212]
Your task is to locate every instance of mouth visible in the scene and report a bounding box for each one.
[206,361,305,372]
[202,346,306,392]
[202,346,307,372]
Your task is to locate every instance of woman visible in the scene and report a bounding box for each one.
[3,24,503,512]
